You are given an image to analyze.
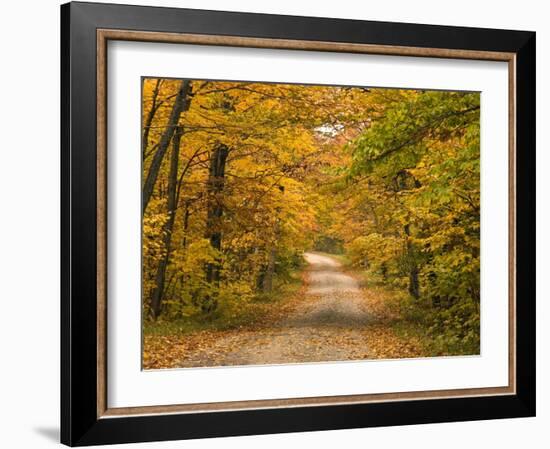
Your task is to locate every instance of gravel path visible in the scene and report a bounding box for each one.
[178,252,377,367]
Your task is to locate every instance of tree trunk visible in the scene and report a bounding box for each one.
[182,200,191,249]
[149,127,182,319]
[408,263,420,299]
[257,187,284,293]
[404,223,420,300]
[203,144,229,312]
[142,78,162,159]
[262,247,276,292]
[142,80,192,215]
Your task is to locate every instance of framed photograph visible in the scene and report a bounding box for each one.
[61,1,535,446]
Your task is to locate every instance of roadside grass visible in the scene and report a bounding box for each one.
[143,269,304,337]
[390,316,479,358]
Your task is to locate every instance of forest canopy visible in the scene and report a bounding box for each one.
[142,78,480,357]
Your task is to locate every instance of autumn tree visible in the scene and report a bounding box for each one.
[345,89,480,351]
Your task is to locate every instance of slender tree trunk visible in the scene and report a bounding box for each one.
[257,187,284,293]
[404,223,420,299]
[149,127,182,319]
[182,201,191,249]
[380,262,388,281]
[175,200,192,299]
[262,248,276,292]
[142,80,192,215]
[203,144,229,312]
[409,263,420,299]
[261,219,281,293]
[142,78,162,159]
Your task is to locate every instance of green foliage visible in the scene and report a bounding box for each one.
[343,89,481,353]
[397,294,480,356]
[347,234,401,274]
[313,235,344,254]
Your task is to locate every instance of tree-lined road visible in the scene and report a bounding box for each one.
[176,253,416,368]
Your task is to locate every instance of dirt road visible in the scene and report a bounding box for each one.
[175,252,405,368]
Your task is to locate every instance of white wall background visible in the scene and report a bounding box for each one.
[0,0,545,448]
